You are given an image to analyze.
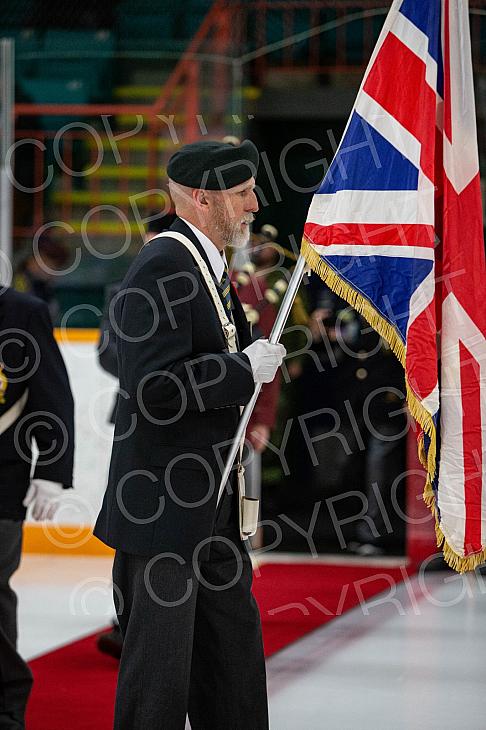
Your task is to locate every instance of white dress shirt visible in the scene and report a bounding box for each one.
[180,217,227,281]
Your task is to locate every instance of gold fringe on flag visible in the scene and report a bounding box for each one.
[301,236,486,573]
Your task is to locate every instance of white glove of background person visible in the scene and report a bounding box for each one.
[22,479,64,521]
[242,339,286,384]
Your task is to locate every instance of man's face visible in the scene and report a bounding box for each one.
[209,178,259,249]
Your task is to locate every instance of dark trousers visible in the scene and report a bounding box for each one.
[112,489,268,730]
[0,520,33,730]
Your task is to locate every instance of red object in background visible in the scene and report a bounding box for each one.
[234,272,281,437]
[26,562,410,730]
[406,428,437,569]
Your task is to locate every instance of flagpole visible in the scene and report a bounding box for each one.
[217,253,308,502]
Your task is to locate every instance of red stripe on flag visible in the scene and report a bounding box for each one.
[460,341,483,556]
[405,301,438,402]
[304,222,435,248]
[363,33,436,183]
[439,175,486,333]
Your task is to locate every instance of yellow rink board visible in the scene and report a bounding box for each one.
[54,327,100,343]
[23,525,114,555]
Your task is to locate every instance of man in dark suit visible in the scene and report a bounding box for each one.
[94,140,285,729]
[0,287,75,729]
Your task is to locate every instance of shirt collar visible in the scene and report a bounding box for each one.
[179,217,226,281]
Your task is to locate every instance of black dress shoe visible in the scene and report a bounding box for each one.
[96,622,123,659]
[347,541,386,557]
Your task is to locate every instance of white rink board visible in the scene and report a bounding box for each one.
[26,340,117,526]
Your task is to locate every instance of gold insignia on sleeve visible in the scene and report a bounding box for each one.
[0,364,7,404]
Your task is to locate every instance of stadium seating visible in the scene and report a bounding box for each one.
[17,77,91,129]
[18,77,90,105]
[115,9,190,53]
[1,0,33,28]
[0,27,40,78]
[117,0,179,12]
[180,0,212,38]
[344,6,383,65]
[116,12,175,52]
[1,28,114,104]
[36,30,114,101]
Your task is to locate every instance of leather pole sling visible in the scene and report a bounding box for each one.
[0,389,29,436]
[151,232,259,539]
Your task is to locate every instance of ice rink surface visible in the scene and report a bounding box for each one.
[13,554,486,730]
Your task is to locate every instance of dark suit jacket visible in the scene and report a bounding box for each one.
[0,288,75,519]
[97,281,122,423]
[94,218,255,558]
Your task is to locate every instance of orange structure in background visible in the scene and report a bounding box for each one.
[12,0,233,244]
[12,0,486,246]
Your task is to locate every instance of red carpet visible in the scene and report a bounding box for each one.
[26,562,408,729]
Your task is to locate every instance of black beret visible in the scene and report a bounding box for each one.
[167,139,259,190]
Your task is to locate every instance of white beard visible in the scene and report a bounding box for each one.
[230,223,251,249]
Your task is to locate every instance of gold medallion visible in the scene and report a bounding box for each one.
[0,364,7,404]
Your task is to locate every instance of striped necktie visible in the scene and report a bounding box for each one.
[219,263,233,313]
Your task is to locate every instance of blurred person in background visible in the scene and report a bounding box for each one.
[238,227,311,540]
[300,282,361,508]
[0,286,75,729]
[231,225,284,547]
[264,277,358,528]
[14,234,70,324]
[294,278,407,555]
[345,322,407,556]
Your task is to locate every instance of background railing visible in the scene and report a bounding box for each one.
[3,0,486,286]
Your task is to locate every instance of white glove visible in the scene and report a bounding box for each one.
[242,339,286,384]
[23,479,64,521]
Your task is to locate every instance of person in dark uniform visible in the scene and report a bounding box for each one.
[299,279,406,554]
[94,140,285,730]
[0,287,75,729]
[346,321,407,556]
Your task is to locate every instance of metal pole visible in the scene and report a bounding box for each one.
[231,58,243,137]
[0,38,14,286]
[217,253,308,502]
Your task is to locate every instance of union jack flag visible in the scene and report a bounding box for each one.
[302,0,486,571]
